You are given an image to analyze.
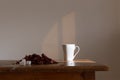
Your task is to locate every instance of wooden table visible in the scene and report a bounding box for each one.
[0,60,108,80]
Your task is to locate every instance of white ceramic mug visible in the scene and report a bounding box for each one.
[62,44,80,61]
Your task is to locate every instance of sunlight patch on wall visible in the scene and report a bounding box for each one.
[41,23,59,60]
[62,12,76,44]
[41,11,76,60]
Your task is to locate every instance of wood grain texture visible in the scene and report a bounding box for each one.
[0,72,84,80]
[0,60,108,73]
[82,71,95,80]
[0,60,108,80]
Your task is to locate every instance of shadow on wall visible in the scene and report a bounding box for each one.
[0,0,78,60]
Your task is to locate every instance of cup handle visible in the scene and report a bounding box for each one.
[73,46,80,59]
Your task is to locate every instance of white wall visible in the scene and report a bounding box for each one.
[0,0,119,80]
[76,0,120,80]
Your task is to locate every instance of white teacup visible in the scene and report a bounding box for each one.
[62,44,80,61]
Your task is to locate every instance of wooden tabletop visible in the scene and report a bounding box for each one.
[0,60,108,73]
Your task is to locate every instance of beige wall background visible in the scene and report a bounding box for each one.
[0,0,119,80]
